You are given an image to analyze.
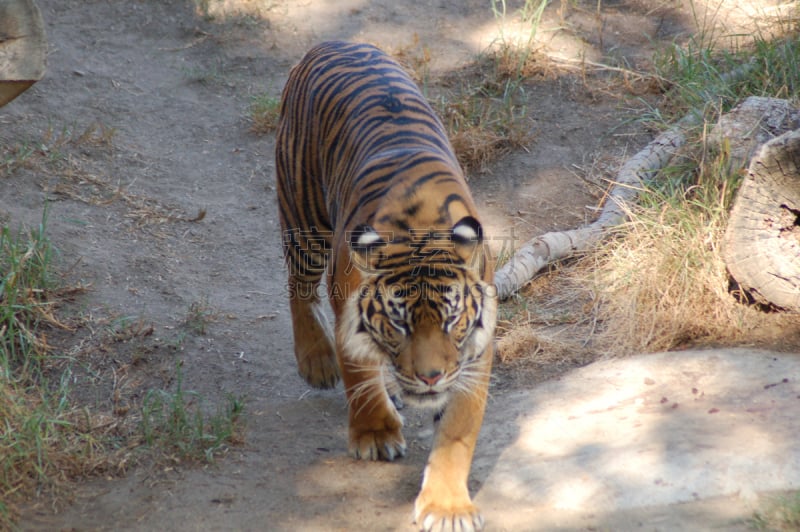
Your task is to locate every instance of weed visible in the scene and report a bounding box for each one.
[249,93,281,134]
[654,20,800,119]
[1,142,35,177]
[181,61,225,85]
[752,491,800,531]
[0,208,56,381]
[0,210,121,529]
[140,363,244,462]
[184,298,216,335]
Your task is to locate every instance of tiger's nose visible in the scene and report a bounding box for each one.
[416,370,444,386]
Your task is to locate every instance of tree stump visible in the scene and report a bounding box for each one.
[722,129,800,312]
[0,0,47,107]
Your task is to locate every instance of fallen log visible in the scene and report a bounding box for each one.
[493,114,698,300]
[494,30,792,299]
[492,43,788,300]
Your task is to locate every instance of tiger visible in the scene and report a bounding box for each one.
[274,41,497,532]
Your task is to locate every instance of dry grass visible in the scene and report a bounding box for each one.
[497,138,800,372]
[573,146,800,355]
[496,325,599,381]
[0,216,132,528]
[391,33,432,86]
[494,269,602,382]
[0,388,134,525]
[248,93,281,135]
[433,57,538,174]
[394,37,538,174]
[1,122,205,231]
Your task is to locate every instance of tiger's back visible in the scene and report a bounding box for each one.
[276,41,475,273]
[275,41,496,532]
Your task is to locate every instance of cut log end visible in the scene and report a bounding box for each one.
[722,129,800,312]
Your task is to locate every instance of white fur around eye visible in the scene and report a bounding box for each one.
[452,223,478,242]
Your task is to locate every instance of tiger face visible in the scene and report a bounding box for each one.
[341,216,497,411]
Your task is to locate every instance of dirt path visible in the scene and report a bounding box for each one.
[0,0,764,530]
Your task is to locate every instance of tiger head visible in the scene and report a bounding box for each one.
[340,216,497,411]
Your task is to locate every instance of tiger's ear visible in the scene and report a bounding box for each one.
[451,216,483,246]
[451,216,484,267]
[348,224,386,272]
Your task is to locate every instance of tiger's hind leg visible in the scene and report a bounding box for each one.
[277,163,339,389]
[287,275,339,389]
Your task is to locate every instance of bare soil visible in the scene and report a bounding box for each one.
[0,0,779,530]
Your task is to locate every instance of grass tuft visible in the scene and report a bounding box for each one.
[393,3,545,175]
[248,93,281,134]
[0,210,121,528]
[141,363,245,462]
[752,491,800,531]
[0,209,57,381]
[184,298,216,335]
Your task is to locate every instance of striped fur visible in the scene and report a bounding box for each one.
[275,41,496,532]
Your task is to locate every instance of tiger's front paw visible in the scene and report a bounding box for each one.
[348,425,407,461]
[414,493,484,532]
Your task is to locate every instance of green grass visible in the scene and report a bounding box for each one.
[249,93,281,134]
[752,491,800,531]
[654,29,800,121]
[0,209,56,381]
[141,364,244,462]
[0,209,102,528]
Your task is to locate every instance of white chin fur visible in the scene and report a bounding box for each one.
[402,390,450,411]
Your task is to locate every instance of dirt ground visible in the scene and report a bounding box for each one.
[0,0,785,530]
